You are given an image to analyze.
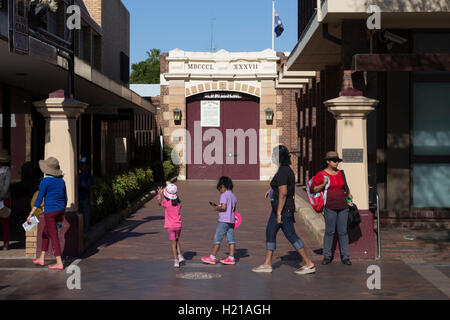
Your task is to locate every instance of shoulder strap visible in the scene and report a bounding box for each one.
[340,170,350,196]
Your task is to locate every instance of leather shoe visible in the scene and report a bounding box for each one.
[322,258,332,265]
[342,259,352,266]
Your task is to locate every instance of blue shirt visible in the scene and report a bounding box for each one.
[34,177,68,214]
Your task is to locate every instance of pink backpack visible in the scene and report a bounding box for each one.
[306,173,330,213]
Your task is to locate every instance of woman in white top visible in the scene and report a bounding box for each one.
[0,149,12,251]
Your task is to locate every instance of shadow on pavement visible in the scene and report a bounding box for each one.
[271,251,304,270]
[1,242,24,251]
[314,248,324,255]
[82,216,164,259]
[235,248,249,261]
[183,251,197,260]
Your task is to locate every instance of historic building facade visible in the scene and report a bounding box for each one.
[160,49,308,181]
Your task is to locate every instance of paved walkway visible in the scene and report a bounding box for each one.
[0,181,448,300]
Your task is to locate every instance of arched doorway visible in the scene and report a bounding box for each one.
[186,92,260,180]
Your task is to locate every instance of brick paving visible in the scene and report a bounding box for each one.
[0,181,448,300]
[83,181,320,263]
[380,228,450,263]
[296,185,450,263]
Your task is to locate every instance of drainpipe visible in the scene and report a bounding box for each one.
[322,23,342,46]
[317,0,342,46]
[317,0,323,22]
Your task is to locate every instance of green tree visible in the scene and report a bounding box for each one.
[130,49,161,84]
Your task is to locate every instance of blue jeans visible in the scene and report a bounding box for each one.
[214,222,235,245]
[266,210,304,251]
[78,199,90,235]
[323,207,350,260]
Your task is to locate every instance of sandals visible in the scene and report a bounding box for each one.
[295,265,316,275]
[252,265,273,273]
[48,264,64,270]
[32,259,45,266]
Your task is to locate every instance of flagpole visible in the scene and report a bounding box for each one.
[272,1,275,51]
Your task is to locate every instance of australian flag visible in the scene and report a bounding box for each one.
[274,10,284,37]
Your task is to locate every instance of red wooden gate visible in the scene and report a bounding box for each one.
[186,97,260,180]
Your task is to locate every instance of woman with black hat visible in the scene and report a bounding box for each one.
[310,151,353,266]
[27,157,67,270]
[0,149,12,250]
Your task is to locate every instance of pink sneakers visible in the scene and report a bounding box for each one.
[201,256,217,265]
[201,255,236,265]
[220,257,236,265]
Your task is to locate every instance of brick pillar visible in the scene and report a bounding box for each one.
[324,96,377,210]
[166,80,186,180]
[25,228,38,257]
[260,80,279,181]
[324,96,378,259]
[30,90,88,258]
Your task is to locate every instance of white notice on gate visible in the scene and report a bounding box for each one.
[201,101,220,127]
[115,137,127,164]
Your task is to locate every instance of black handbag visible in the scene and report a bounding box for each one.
[341,170,361,230]
[347,203,362,230]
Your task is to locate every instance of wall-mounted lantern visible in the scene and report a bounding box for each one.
[173,108,182,124]
[265,108,274,124]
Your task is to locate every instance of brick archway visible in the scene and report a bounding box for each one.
[185,81,261,98]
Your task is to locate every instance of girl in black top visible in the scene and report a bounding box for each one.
[252,146,316,275]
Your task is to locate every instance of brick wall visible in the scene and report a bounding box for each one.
[276,53,301,180]
[159,85,170,143]
[276,88,301,179]
[159,53,170,143]
[160,52,169,74]
[83,0,102,26]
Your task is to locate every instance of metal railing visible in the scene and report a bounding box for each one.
[370,186,382,259]
[376,192,381,259]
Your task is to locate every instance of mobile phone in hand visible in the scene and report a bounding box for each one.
[209,202,217,207]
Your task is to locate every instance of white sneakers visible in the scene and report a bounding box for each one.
[174,254,185,268]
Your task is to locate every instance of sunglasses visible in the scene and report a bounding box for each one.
[328,158,341,163]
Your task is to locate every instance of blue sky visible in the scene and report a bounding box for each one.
[121,0,298,65]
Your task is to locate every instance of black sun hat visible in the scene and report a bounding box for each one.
[325,151,343,162]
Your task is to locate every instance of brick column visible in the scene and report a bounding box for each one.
[166,80,187,180]
[25,228,38,257]
[30,90,88,258]
[34,92,88,210]
[324,96,378,260]
[260,80,279,181]
[324,96,378,210]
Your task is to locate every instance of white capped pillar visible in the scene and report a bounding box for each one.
[324,96,378,210]
[33,91,88,212]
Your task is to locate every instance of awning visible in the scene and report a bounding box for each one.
[0,38,155,114]
[353,54,450,72]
